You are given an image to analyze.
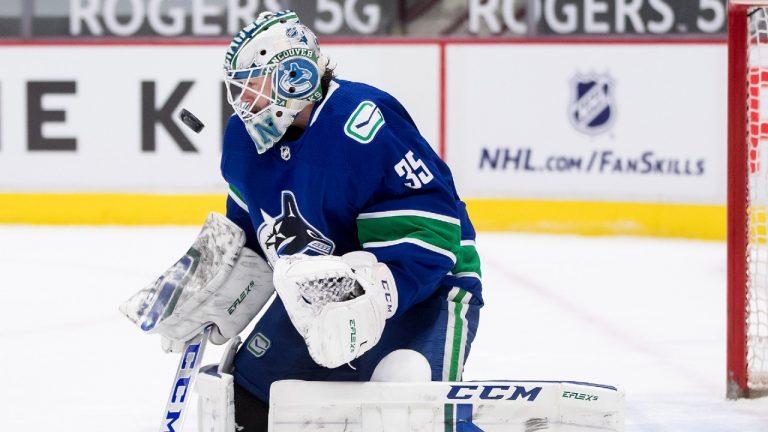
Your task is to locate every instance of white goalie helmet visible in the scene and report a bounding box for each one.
[224,10,327,153]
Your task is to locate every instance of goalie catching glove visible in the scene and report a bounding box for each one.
[119,213,274,352]
[274,251,398,368]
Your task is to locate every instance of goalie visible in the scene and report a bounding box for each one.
[121,9,482,432]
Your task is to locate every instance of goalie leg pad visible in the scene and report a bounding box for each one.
[269,380,625,432]
[196,368,270,432]
[195,337,241,432]
[196,365,235,432]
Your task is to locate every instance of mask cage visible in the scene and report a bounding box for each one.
[224,64,279,121]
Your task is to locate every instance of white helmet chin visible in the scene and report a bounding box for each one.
[223,10,327,154]
[240,105,301,154]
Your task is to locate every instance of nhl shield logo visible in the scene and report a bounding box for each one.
[569,73,615,135]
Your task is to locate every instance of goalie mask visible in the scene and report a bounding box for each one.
[224,10,327,154]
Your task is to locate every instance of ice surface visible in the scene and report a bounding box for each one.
[0,226,765,431]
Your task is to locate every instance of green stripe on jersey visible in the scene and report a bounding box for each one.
[448,289,468,381]
[229,184,245,202]
[357,215,460,257]
[453,243,482,277]
[228,184,249,212]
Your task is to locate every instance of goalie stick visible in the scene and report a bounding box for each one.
[160,325,212,432]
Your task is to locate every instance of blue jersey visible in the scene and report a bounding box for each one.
[222,79,482,314]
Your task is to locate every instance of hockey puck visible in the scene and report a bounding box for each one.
[179,108,205,133]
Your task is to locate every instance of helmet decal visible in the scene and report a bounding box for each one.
[222,10,328,154]
[248,115,283,145]
[276,57,319,99]
[225,10,300,70]
[285,26,309,45]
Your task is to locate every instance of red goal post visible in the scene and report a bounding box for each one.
[728,0,768,399]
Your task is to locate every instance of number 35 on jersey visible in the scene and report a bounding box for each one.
[395,151,434,189]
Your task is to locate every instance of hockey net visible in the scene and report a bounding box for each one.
[728,1,768,399]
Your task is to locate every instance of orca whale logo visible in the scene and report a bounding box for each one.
[257,191,335,265]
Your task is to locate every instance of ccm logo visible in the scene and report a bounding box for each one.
[163,340,203,431]
[381,280,394,313]
[447,385,542,401]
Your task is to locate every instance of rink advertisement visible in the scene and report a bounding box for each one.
[445,43,725,207]
[0,0,724,39]
[2,0,395,38]
[468,0,727,36]
[0,44,439,193]
[0,41,726,237]
[533,0,727,36]
[479,148,706,177]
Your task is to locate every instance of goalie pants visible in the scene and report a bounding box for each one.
[232,286,482,403]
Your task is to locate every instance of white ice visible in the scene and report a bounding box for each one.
[0,226,766,431]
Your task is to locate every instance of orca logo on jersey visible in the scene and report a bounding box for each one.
[257,191,335,266]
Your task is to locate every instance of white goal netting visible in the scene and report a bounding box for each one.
[745,6,768,392]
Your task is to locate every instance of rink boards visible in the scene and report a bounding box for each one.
[0,40,726,238]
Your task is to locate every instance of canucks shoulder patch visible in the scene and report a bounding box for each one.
[344,101,385,144]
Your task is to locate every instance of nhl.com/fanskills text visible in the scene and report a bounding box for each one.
[480,147,706,176]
